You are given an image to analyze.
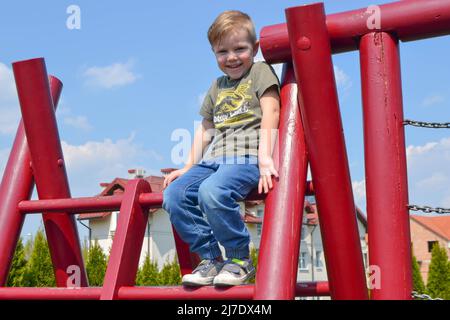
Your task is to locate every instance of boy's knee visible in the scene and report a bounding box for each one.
[198,183,224,209]
[162,185,180,211]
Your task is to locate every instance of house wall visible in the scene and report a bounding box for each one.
[409,218,449,283]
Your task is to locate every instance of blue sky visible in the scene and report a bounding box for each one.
[0,0,449,243]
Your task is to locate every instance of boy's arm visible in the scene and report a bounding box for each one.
[258,86,280,193]
[184,118,215,169]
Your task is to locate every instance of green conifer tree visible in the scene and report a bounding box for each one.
[7,237,28,287]
[411,254,425,294]
[159,256,181,286]
[136,254,160,286]
[23,229,56,287]
[426,242,450,300]
[249,247,259,284]
[86,240,108,286]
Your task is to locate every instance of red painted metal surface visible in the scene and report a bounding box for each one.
[254,64,308,300]
[18,193,162,214]
[101,179,152,300]
[0,76,62,286]
[0,282,329,300]
[0,287,102,300]
[12,58,88,287]
[261,0,450,63]
[359,32,412,300]
[285,3,368,300]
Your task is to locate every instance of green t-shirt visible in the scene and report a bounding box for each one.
[199,61,280,161]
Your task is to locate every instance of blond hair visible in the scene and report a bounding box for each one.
[207,10,257,47]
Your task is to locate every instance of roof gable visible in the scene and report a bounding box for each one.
[411,215,450,241]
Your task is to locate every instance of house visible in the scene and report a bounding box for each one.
[410,215,450,283]
[77,170,368,285]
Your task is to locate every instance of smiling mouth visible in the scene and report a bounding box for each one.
[227,64,242,69]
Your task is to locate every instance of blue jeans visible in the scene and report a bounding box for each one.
[162,156,260,260]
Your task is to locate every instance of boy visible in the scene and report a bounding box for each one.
[162,10,280,286]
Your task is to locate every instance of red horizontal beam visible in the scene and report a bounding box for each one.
[260,0,450,63]
[0,287,102,300]
[18,181,315,214]
[0,282,329,300]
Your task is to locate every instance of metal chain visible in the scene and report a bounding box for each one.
[411,291,444,300]
[408,204,450,214]
[404,119,450,129]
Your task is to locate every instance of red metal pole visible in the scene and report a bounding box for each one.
[0,281,330,300]
[261,0,450,63]
[359,32,412,300]
[12,58,88,287]
[0,76,62,286]
[285,3,368,300]
[101,179,152,300]
[254,64,308,300]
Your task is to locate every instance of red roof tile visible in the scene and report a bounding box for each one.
[78,175,165,220]
[410,215,450,240]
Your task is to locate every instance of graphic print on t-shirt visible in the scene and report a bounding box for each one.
[213,80,256,129]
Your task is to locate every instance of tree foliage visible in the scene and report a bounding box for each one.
[86,240,108,286]
[426,243,450,300]
[22,229,56,287]
[411,254,425,293]
[136,254,160,286]
[7,237,28,287]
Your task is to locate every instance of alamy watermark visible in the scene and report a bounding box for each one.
[66,5,81,30]
[66,264,81,289]
[366,5,381,30]
[170,121,279,166]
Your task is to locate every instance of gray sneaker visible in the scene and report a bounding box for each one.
[213,258,255,286]
[182,259,224,286]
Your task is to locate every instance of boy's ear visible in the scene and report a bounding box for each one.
[253,40,260,57]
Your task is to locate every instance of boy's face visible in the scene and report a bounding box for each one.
[212,29,259,80]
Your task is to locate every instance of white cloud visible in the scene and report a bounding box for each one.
[63,115,93,131]
[406,136,450,209]
[61,134,163,197]
[83,60,139,89]
[352,179,366,210]
[333,65,352,91]
[0,62,20,135]
[421,94,445,107]
[348,138,450,214]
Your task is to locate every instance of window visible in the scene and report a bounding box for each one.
[428,241,438,253]
[299,252,308,270]
[315,250,322,268]
[306,195,316,204]
[257,224,263,236]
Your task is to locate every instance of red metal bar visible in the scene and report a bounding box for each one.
[254,64,308,300]
[285,3,368,300]
[0,76,62,286]
[0,282,329,300]
[12,57,88,288]
[101,179,152,300]
[359,32,412,300]
[18,183,314,214]
[18,193,159,214]
[0,287,102,300]
[261,0,450,63]
[119,282,330,300]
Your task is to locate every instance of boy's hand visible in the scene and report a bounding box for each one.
[163,167,191,189]
[258,155,279,194]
